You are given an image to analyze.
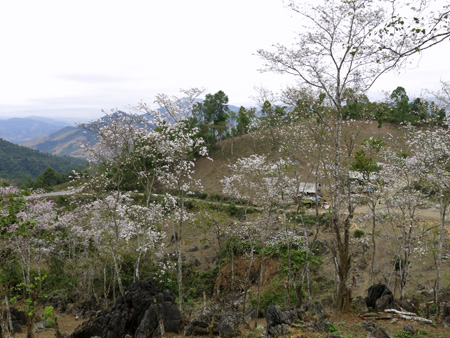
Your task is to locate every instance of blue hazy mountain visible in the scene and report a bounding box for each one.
[0,116,70,143]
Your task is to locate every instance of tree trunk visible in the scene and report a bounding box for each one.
[435,195,447,318]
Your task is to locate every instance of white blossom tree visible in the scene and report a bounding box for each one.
[257,0,449,310]
[0,186,58,337]
[407,118,450,315]
[222,154,297,315]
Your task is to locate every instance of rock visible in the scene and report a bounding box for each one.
[402,324,415,336]
[186,246,198,252]
[10,307,27,333]
[365,284,395,312]
[303,302,327,320]
[266,305,299,336]
[218,312,241,338]
[442,303,450,327]
[268,323,290,337]
[353,295,369,313]
[398,300,417,313]
[312,240,329,255]
[305,320,331,333]
[298,229,314,236]
[184,310,245,337]
[246,308,258,320]
[69,279,180,338]
[184,312,219,336]
[35,320,48,333]
[361,321,390,338]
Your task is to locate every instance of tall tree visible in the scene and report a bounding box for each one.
[257,0,449,310]
[193,90,230,146]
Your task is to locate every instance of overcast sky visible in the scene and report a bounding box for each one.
[1,0,449,122]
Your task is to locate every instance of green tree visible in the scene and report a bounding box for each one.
[260,100,287,127]
[33,166,65,189]
[389,86,411,124]
[193,90,230,146]
[235,106,255,136]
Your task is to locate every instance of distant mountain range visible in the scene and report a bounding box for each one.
[15,103,242,158]
[0,116,71,143]
[0,137,87,183]
[21,125,95,158]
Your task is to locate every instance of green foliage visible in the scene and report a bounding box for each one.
[286,212,330,227]
[0,138,86,185]
[250,278,297,316]
[191,90,231,146]
[259,101,288,127]
[43,256,77,297]
[353,229,365,238]
[416,328,429,337]
[226,201,245,217]
[234,106,255,136]
[219,235,261,259]
[41,305,56,327]
[23,166,71,190]
[327,322,340,334]
[266,239,321,278]
[184,264,219,299]
[393,330,414,338]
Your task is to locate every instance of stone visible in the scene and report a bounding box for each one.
[361,321,391,338]
[69,279,180,338]
[265,305,300,337]
[402,324,415,336]
[218,313,241,338]
[305,320,331,333]
[441,303,450,327]
[10,307,27,333]
[267,323,290,337]
[365,284,395,312]
[184,312,218,336]
[398,300,417,313]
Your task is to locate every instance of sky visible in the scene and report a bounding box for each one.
[0,0,449,123]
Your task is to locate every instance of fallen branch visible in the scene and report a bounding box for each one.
[384,309,433,324]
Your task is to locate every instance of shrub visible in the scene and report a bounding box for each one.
[353,229,365,238]
[393,330,413,338]
[250,278,297,316]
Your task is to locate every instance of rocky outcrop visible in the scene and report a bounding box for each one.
[361,321,391,338]
[442,303,450,327]
[365,284,395,312]
[265,305,303,336]
[183,310,245,337]
[69,279,181,338]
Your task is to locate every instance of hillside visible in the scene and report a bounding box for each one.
[194,120,402,194]
[0,116,69,143]
[0,137,87,182]
[6,119,450,337]
[21,125,94,158]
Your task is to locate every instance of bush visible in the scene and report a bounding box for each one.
[353,229,365,238]
[393,330,413,338]
[226,202,245,217]
[184,264,219,299]
[250,278,297,316]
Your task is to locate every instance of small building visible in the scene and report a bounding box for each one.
[298,182,321,196]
